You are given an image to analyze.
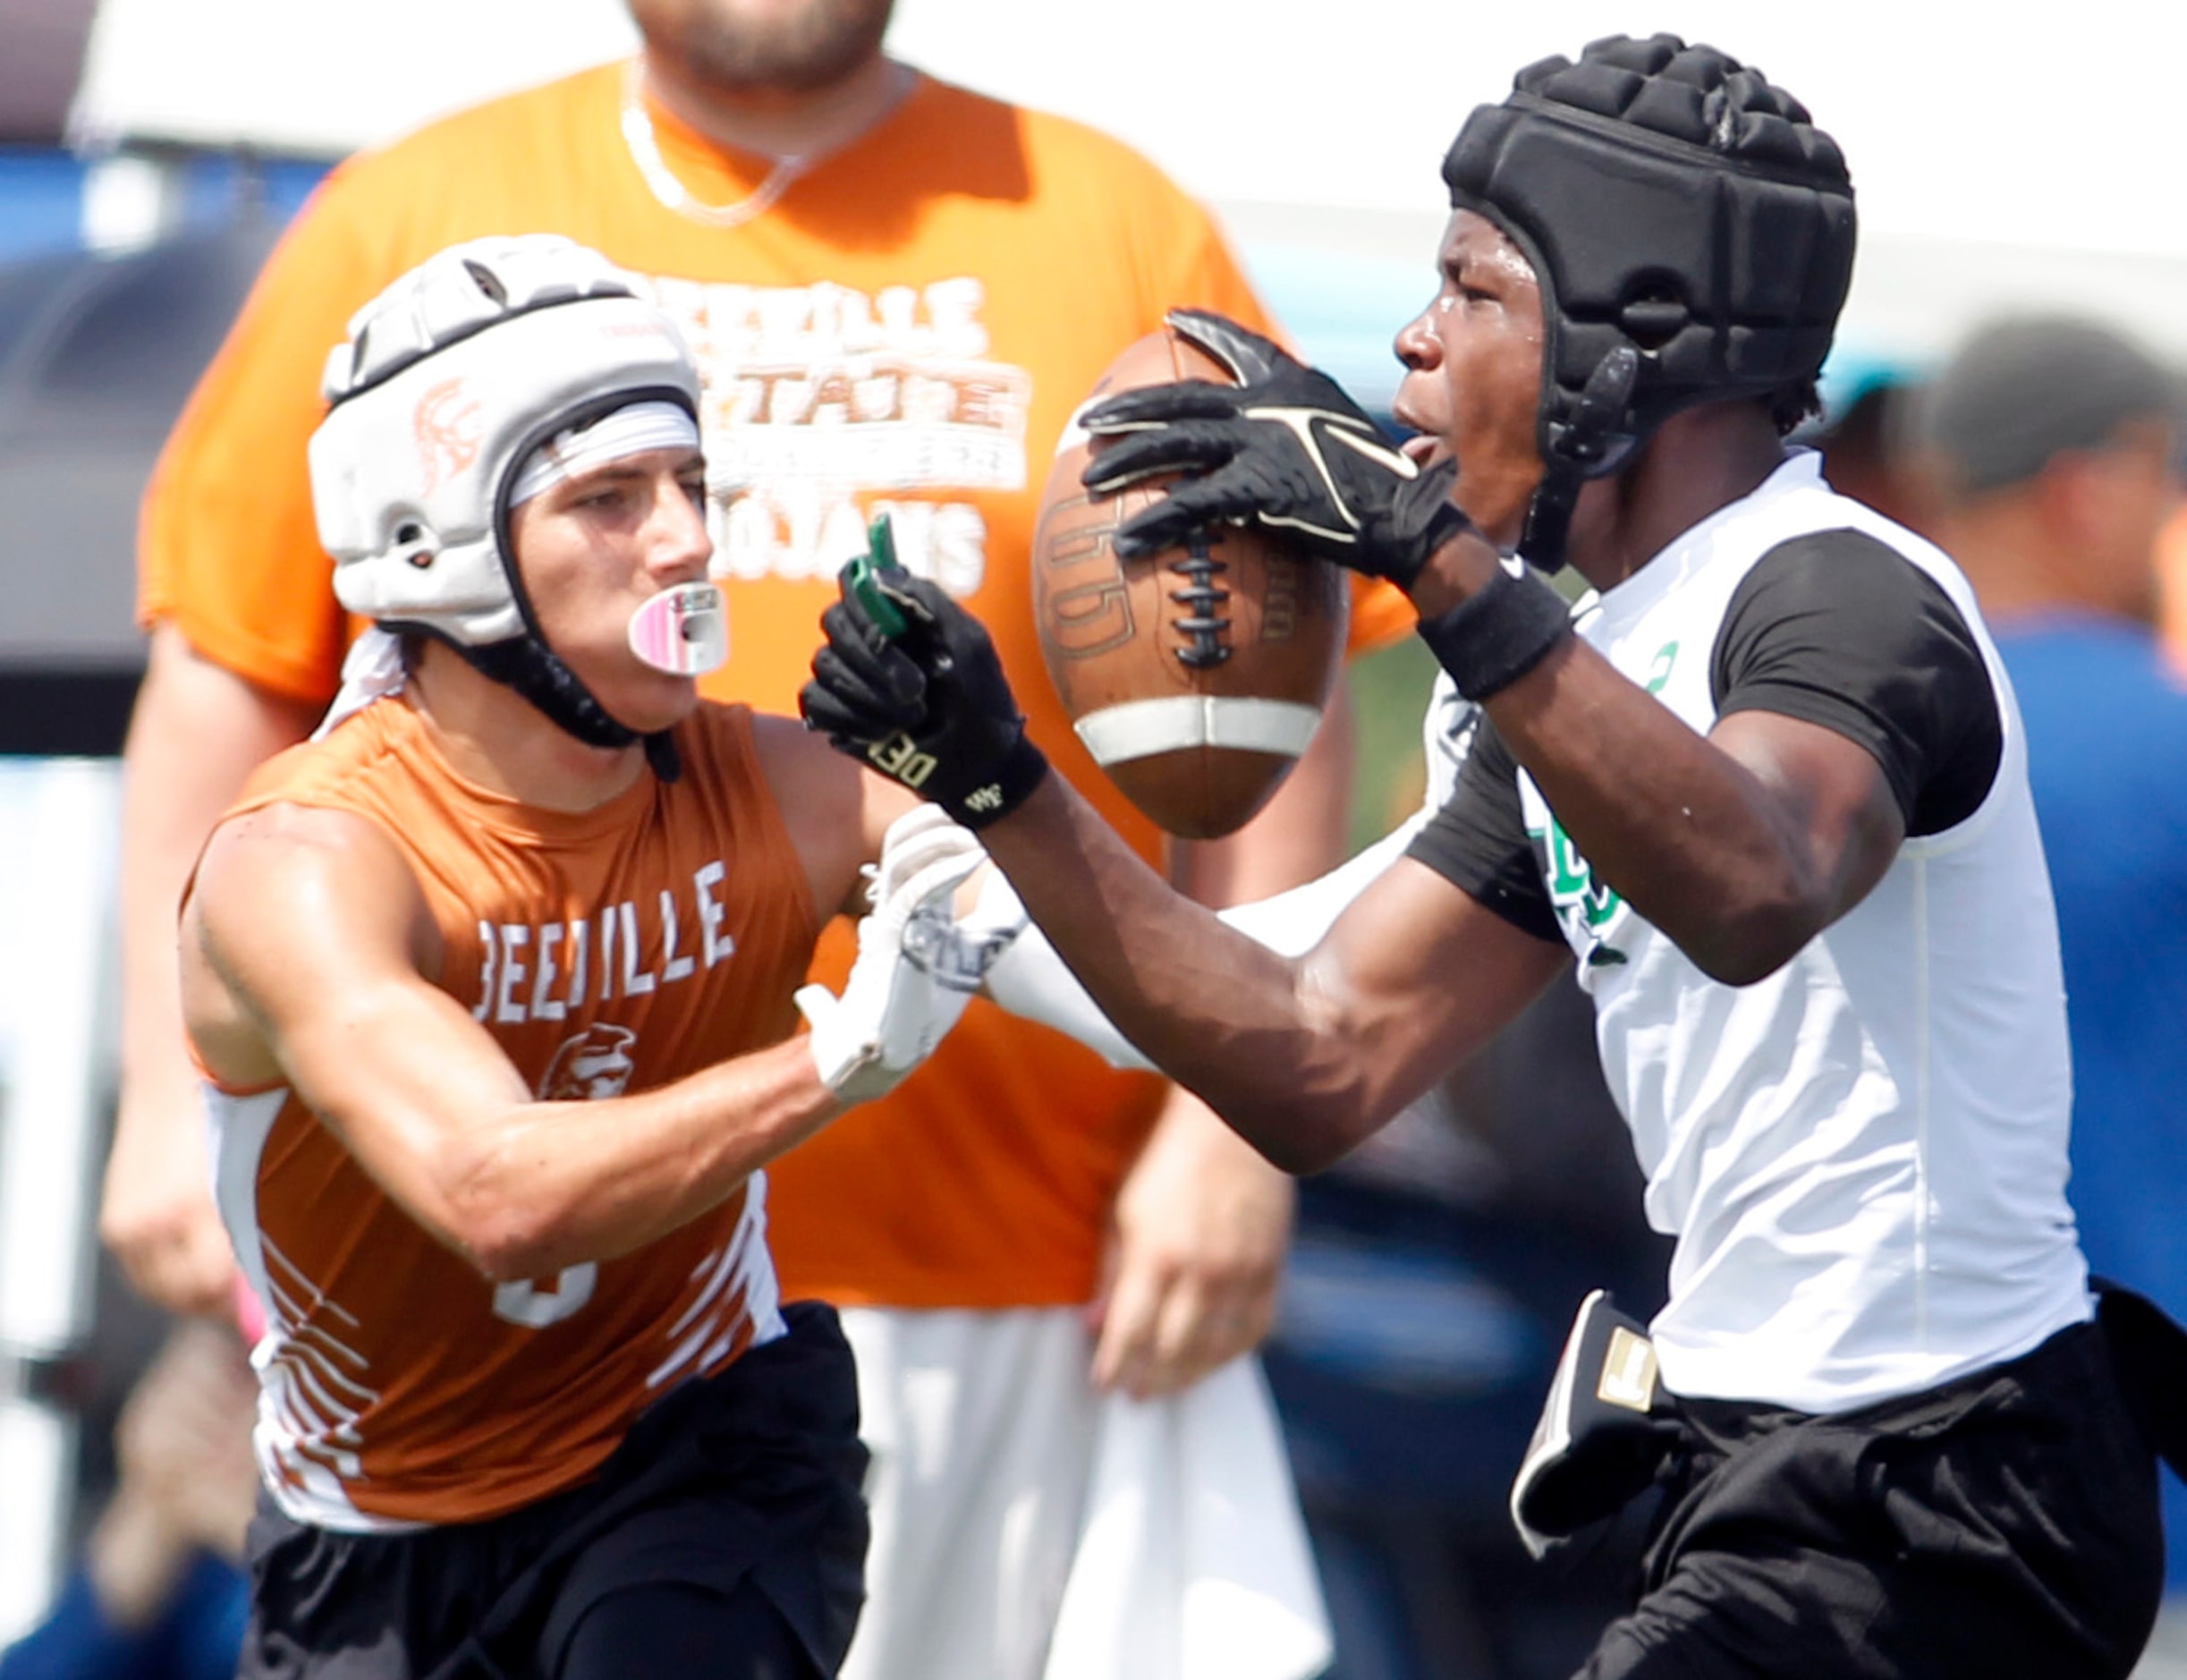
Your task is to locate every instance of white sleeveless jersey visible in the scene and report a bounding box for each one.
[1440,453,2089,1412]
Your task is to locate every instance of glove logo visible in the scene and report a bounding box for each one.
[868,731,937,790]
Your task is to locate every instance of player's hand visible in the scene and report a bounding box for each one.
[1079,308,1475,590]
[100,1091,242,1318]
[801,571,1048,828]
[1089,1087,1295,1399]
[88,1319,259,1627]
[116,1321,261,1560]
[798,808,990,1103]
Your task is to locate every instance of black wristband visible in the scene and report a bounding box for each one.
[1414,564,1573,701]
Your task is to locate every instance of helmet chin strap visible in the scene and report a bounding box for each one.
[1518,346,1641,573]
[455,634,686,784]
[451,580,729,783]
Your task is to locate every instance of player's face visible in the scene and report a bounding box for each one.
[1392,210,1547,548]
[624,0,894,94]
[511,447,714,734]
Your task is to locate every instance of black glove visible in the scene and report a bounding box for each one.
[801,569,1050,829]
[1079,309,1475,590]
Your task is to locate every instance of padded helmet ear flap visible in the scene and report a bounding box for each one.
[1442,33,1856,567]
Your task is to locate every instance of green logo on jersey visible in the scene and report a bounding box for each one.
[1542,817,1626,965]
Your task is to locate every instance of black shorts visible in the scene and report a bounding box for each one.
[237,1301,869,1680]
[1579,1319,2164,1680]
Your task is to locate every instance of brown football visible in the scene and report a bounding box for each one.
[1031,327,1347,840]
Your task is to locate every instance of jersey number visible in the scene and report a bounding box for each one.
[492,1263,598,1328]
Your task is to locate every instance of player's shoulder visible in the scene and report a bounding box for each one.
[237,703,399,804]
[733,704,842,788]
[199,727,421,935]
[1695,454,1963,611]
[673,697,759,767]
[672,701,835,815]
[1744,502,1981,639]
[732,706,863,823]
[225,702,440,856]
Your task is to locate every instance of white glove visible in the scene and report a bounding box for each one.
[798,808,990,1104]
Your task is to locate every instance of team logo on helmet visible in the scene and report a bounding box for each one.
[414,377,484,494]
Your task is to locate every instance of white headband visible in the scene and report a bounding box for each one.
[507,400,701,509]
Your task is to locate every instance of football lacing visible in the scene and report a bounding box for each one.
[1167,535,1233,669]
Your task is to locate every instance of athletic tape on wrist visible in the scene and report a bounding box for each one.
[1415,564,1573,702]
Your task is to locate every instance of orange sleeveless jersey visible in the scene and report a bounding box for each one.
[143,63,1414,1308]
[197,698,818,1531]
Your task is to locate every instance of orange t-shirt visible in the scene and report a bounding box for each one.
[197,698,815,1530]
[143,62,1406,1307]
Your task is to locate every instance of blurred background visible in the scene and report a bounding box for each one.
[3,2,2184,1675]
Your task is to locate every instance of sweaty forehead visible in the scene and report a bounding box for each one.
[1442,209,1536,281]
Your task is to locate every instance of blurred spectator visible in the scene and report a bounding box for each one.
[1812,378,1937,536]
[1912,313,2187,1659]
[0,1322,254,1680]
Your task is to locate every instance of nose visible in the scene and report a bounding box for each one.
[1394,304,1440,373]
[648,473,714,582]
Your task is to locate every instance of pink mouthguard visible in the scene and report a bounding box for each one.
[628,581,728,675]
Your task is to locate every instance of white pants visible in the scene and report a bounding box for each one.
[838,1306,1099,1680]
[835,1306,1332,1680]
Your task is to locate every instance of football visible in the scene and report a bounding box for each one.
[1030,327,1348,840]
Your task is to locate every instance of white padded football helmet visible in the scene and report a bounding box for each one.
[309,234,700,649]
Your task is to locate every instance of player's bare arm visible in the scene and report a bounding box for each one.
[183,799,849,1285]
[1411,569,1908,985]
[1404,462,1907,987]
[1501,646,1904,984]
[971,766,1566,1172]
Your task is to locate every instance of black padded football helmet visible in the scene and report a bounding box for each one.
[1442,33,1856,567]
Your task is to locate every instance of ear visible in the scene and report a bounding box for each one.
[2030,451,2105,546]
